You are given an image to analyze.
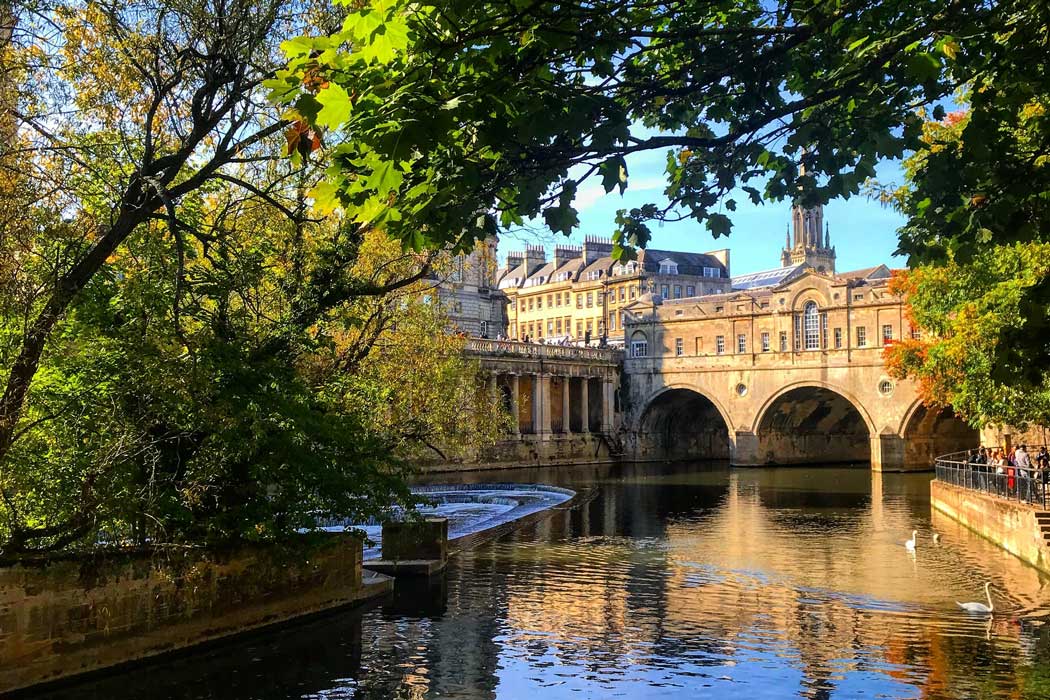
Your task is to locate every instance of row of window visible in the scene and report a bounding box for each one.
[516,318,606,340]
[518,286,648,313]
[633,324,900,358]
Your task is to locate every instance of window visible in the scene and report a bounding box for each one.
[659,259,679,275]
[609,315,616,331]
[660,284,670,298]
[857,326,867,347]
[703,267,720,278]
[564,292,570,305]
[779,331,788,352]
[586,320,593,334]
[609,290,616,303]
[673,285,682,299]
[911,327,922,340]
[760,301,769,309]
[686,285,695,297]
[853,293,864,301]
[537,325,543,338]
[737,334,747,353]
[554,294,560,307]
[619,288,626,301]
[619,312,625,328]
[761,332,770,352]
[519,301,525,312]
[537,296,542,309]
[576,321,583,337]
[631,340,648,357]
[630,286,638,299]
[803,301,820,350]
[834,327,842,349]
[547,294,553,307]
[453,301,462,314]
[547,320,553,335]
[598,320,605,335]
[576,294,583,309]
[556,318,562,334]
[675,338,684,356]
[882,324,894,344]
[716,335,725,354]
[528,298,534,311]
[715,305,724,312]
[586,292,593,308]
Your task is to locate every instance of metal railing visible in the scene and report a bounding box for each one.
[934,449,1050,509]
[464,337,624,363]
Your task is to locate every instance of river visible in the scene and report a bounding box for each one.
[40,462,1050,699]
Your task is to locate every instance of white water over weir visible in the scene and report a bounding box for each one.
[316,483,575,559]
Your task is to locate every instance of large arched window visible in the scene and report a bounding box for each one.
[803,301,820,350]
[630,331,649,358]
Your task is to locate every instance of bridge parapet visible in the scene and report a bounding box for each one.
[465,338,623,365]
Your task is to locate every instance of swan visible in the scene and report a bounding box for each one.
[933,533,941,544]
[904,530,917,552]
[957,582,994,614]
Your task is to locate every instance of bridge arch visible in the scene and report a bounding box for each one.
[898,399,979,467]
[635,385,734,461]
[751,382,875,466]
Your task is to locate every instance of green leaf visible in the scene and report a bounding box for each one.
[600,156,628,194]
[315,84,354,129]
[365,160,404,196]
[308,181,341,215]
[706,213,732,237]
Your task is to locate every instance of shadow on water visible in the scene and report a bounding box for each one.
[35,461,1050,700]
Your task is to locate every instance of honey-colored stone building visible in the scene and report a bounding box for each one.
[620,201,979,471]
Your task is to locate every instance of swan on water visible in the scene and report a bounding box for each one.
[933,533,941,544]
[904,530,917,551]
[957,582,994,614]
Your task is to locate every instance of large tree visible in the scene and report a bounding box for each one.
[0,0,503,554]
[271,0,992,255]
[877,2,1050,428]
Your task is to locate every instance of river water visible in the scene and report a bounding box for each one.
[41,463,1050,699]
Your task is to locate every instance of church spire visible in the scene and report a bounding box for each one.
[780,155,836,273]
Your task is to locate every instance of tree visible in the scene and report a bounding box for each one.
[0,0,505,554]
[271,0,992,257]
[879,1,1050,428]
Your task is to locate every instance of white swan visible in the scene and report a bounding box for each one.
[957,582,994,614]
[904,530,917,552]
[933,533,941,544]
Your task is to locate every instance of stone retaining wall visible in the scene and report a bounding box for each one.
[930,480,1050,573]
[0,533,373,695]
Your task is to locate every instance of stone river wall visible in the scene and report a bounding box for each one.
[0,533,375,695]
[930,480,1050,573]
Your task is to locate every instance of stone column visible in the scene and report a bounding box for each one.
[537,374,553,439]
[509,374,520,436]
[601,380,614,432]
[580,377,590,434]
[561,376,571,434]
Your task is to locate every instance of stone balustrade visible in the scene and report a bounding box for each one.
[465,337,623,364]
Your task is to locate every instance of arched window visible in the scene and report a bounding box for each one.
[803,301,820,350]
[630,331,649,358]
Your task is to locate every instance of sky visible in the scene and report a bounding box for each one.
[504,149,910,277]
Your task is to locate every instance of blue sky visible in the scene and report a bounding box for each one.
[507,150,909,277]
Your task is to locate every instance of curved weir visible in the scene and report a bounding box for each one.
[320,484,575,559]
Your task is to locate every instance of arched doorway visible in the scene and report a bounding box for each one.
[637,389,731,461]
[902,404,979,467]
[755,386,871,465]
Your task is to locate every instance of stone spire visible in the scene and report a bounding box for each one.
[780,158,836,274]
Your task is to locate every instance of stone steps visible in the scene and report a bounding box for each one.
[1037,512,1050,545]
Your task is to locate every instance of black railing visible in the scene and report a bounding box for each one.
[934,449,1050,509]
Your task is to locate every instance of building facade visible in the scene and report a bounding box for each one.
[436,236,507,337]
[497,237,730,344]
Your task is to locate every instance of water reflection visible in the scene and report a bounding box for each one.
[39,463,1050,700]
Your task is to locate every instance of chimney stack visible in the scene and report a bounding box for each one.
[582,235,614,263]
[553,244,583,267]
[523,243,546,269]
[506,251,524,270]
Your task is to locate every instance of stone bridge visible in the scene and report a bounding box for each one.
[622,345,975,472]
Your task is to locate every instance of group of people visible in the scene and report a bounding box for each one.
[968,445,1050,479]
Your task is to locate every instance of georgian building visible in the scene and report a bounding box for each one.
[622,200,906,362]
[436,236,506,338]
[497,237,730,344]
